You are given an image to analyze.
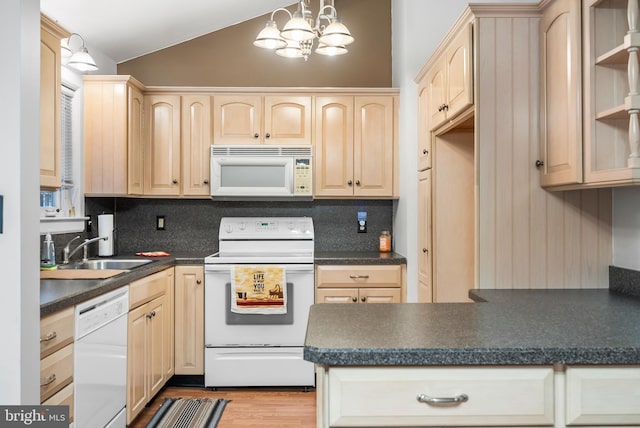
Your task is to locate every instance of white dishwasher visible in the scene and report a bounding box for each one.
[74,286,129,428]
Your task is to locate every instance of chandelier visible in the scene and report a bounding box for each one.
[253,0,354,61]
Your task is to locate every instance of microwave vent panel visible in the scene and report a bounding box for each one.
[211,145,311,157]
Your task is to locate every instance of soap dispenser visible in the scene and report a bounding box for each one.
[41,233,56,269]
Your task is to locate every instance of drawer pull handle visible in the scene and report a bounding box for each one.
[40,331,57,343]
[417,393,468,405]
[349,275,370,279]
[40,373,56,386]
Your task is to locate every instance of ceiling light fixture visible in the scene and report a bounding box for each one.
[62,33,98,72]
[254,0,354,61]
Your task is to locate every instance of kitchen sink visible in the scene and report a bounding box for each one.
[58,259,153,270]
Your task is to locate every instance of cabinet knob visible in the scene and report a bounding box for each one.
[422,248,428,253]
[196,279,202,285]
[254,133,259,138]
[443,104,449,111]
[355,180,361,186]
[40,373,57,386]
[265,132,271,138]
[423,149,428,155]
[172,179,178,184]
[204,179,209,184]
[361,296,366,302]
[535,160,545,168]
[347,180,353,186]
[352,296,357,302]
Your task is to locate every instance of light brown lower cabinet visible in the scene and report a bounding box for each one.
[315,265,405,303]
[126,268,174,425]
[40,306,74,423]
[174,265,204,375]
[315,365,640,428]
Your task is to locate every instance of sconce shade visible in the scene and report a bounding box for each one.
[67,46,98,72]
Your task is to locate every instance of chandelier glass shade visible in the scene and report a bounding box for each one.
[254,0,354,61]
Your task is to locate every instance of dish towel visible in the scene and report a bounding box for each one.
[231,265,286,314]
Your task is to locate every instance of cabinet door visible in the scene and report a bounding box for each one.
[314,96,355,197]
[445,22,474,120]
[128,85,145,195]
[213,95,262,144]
[417,170,432,303]
[354,96,394,197]
[83,80,129,195]
[359,288,401,303]
[181,95,211,196]
[417,82,431,171]
[148,296,166,398]
[539,0,583,187]
[127,303,150,425]
[144,95,182,195]
[427,60,447,131]
[263,95,312,145]
[316,288,358,304]
[175,266,204,375]
[40,23,62,189]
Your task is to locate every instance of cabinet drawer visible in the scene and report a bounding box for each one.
[40,306,74,359]
[40,343,73,402]
[328,366,554,427]
[566,366,640,425]
[316,265,401,288]
[129,269,170,309]
[42,382,74,423]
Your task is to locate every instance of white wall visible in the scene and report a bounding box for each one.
[0,0,41,404]
[613,188,640,270]
[392,0,543,301]
[0,3,116,402]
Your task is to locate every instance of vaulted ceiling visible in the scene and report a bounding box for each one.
[40,0,295,63]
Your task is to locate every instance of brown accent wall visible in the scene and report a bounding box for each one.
[117,0,391,87]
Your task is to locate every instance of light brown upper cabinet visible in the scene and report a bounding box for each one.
[143,95,211,197]
[539,0,583,187]
[417,82,431,171]
[426,23,473,131]
[540,0,640,189]
[212,94,311,145]
[84,76,145,196]
[314,95,397,198]
[40,15,69,189]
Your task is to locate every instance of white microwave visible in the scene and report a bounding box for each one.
[210,145,312,199]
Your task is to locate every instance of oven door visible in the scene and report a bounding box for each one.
[204,263,314,346]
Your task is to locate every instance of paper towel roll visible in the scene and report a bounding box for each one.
[98,214,114,256]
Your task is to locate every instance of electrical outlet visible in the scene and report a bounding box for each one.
[85,215,92,233]
[156,216,166,230]
[357,211,367,233]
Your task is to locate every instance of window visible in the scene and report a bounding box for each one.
[40,81,85,234]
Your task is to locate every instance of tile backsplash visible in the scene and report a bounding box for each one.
[81,198,395,255]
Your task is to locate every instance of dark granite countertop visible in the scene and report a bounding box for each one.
[304,289,640,366]
[40,252,208,316]
[41,250,402,316]
[314,251,406,265]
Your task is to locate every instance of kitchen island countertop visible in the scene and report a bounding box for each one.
[304,288,640,366]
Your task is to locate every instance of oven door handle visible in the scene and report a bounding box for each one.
[205,264,315,273]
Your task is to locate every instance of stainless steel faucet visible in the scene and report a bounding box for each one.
[62,235,109,264]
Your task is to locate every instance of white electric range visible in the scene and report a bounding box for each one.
[203,217,315,388]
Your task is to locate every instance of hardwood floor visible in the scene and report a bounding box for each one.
[128,386,317,428]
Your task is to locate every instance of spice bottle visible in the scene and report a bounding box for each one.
[379,230,391,252]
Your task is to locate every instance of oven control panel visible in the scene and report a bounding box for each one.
[219,217,313,240]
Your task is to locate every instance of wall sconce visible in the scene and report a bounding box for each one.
[61,33,98,72]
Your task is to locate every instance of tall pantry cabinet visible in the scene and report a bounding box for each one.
[416,4,612,302]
